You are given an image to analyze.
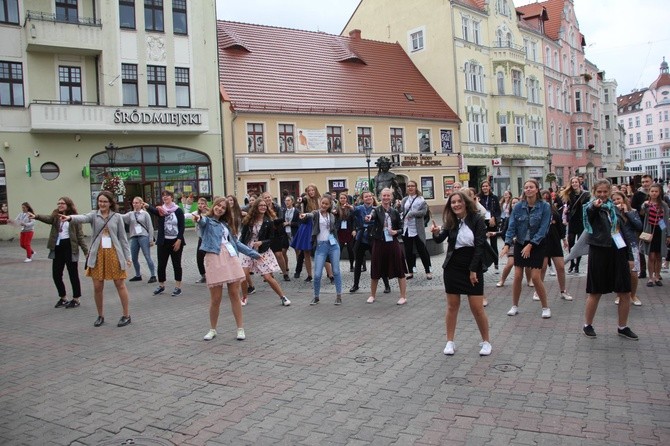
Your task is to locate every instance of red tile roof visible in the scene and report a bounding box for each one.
[617,89,646,114]
[217,21,460,122]
[517,0,585,45]
[452,0,487,13]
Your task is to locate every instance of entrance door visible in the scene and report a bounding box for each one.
[279,181,300,201]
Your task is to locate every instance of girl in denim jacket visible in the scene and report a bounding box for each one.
[193,197,260,342]
[501,179,552,319]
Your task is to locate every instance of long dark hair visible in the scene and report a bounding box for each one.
[21,202,34,214]
[226,195,242,235]
[242,198,270,226]
[207,197,234,227]
[442,191,478,230]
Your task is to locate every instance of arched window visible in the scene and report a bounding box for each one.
[545,47,551,68]
[497,72,505,95]
[465,62,484,93]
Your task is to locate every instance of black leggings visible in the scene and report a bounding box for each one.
[52,242,81,298]
[402,235,431,273]
[196,238,206,276]
[567,233,582,269]
[157,239,183,283]
[340,241,355,269]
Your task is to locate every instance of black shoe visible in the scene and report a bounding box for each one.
[349,266,354,272]
[247,286,256,295]
[583,325,596,338]
[148,276,157,284]
[93,316,104,327]
[283,274,291,282]
[65,299,80,309]
[383,286,391,294]
[153,286,165,295]
[196,276,206,284]
[362,265,367,272]
[55,298,68,308]
[293,272,300,279]
[638,272,647,279]
[617,326,638,340]
[349,286,359,293]
[310,297,320,305]
[129,276,142,282]
[117,315,132,327]
[329,276,335,284]
[305,276,313,282]
[171,287,182,297]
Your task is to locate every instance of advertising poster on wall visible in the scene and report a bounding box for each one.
[440,129,453,153]
[443,175,456,198]
[296,128,328,151]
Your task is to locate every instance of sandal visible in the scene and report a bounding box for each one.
[646,281,654,287]
[655,280,663,287]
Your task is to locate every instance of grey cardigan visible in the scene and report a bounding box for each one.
[639,201,670,257]
[70,211,131,270]
[400,195,428,242]
[122,210,154,239]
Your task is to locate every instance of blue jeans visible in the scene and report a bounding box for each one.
[130,235,156,277]
[313,240,342,297]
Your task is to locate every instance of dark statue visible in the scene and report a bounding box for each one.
[373,156,402,201]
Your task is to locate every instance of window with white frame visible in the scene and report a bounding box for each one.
[550,123,555,148]
[646,165,658,179]
[247,123,264,153]
[530,119,541,146]
[327,126,343,153]
[604,115,610,129]
[628,117,633,128]
[468,110,486,143]
[409,28,424,52]
[604,88,609,103]
[628,133,634,145]
[278,124,295,153]
[646,130,653,142]
[512,70,522,96]
[548,83,554,107]
[499,114,508,143]
[645,101,652,108]
[465,62,484,93]
[175,67,190,108]
[357,127,372,153]
[462,17,470,41]
[562,89,568,111]
[575,91,582,112]
[554,51,559,70]
[576,128,584,149]
[496,0,510,16]
[514,116,525,143]
[497,72,504,95]
[665,110,669,121]
[665,128,670,139]
[635,116,640,127]
[646,114,652,125]
[545,47,551,68]
[530,41,537,61]
[558,124,563,149]
[635,132,641,144]
[528,78,540,104]
[606,141,611,155]
[630,149,641,160]
[644,147,656,159]
[523,38,529,58]
[390,128,404,152]
[565,128,570,149]
[472,21,481,44]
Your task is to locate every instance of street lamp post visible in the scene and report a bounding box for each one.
[363,146,372,191]
[105,142,119,167]
[546,151,553,188]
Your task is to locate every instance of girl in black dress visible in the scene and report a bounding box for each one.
[431,191,491,356]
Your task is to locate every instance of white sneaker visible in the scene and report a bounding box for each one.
[532,291,540,301]
[548,266,556,276]
[236,328,246,340]
[541,308,551,319]
[203,329,217,341]
[632,297,642,306]
[507,305,519,316]
[23,258,32,263]
[443,341,455,355]
[561,291,573,301]
[479,341,492,356]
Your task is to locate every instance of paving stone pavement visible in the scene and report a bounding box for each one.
[1,230,669,445]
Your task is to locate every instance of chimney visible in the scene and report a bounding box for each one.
[349,29,361,40]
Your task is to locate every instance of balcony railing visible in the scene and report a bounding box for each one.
[25,10,101,27]
[491,41,525,52]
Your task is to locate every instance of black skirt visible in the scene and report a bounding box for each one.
[544,234,564,258]
[586,245,631,294]
[513,240,546,269]
[444,247,484,295]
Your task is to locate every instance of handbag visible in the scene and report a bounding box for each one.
[639,230,653,242]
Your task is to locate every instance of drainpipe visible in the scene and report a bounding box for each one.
[231,110,239,198]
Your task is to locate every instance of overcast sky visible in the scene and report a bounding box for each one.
[217,0,669,96]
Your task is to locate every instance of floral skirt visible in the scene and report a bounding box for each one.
[240,250,280,275]
[86,248,127,281]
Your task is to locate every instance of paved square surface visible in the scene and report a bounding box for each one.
[1,231,668,445]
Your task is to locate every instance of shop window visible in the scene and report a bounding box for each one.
[119,0,135,29]
[40,162,60,180]
[420,176,434,199]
